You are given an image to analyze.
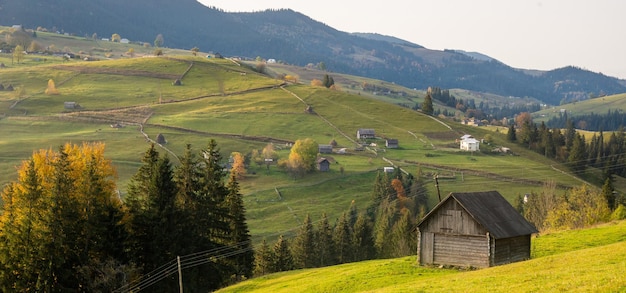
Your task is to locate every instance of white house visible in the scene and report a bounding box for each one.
[120,38,130,44]
[460,135,480,151]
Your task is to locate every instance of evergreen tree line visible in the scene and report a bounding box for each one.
[546,109,626,131]
[0,141,253,292]
[424,87,541,122]
[253,168,429,275]
[507,119,626,209]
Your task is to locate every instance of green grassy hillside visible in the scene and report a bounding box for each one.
[0,40,589,242]
[218,220,626,293]
[534,92,626,123]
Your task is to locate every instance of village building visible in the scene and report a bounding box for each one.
[385,139,399,149]
[357,128,375,139]
[416,191,538,268]
[64,101,80,109]
[317,158,330,172]
[460,134,480,151]
[318,144,333,154]
[461,118,482,126]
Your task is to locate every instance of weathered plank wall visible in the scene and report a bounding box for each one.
[432,233,489,268]
[492,236,531,265]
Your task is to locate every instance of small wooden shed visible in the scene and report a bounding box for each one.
[357,128,375,139]
[317,158,330,172]
[318,144,333,154]
[385,139,399,149]
[416,191,537,268]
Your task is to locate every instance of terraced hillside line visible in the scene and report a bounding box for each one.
[51,65,180,79]
[394,157,571,189]
[146,123,294,145]
[280,86,359,146]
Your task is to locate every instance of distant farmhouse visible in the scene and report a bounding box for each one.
[417,191,538,268]
[64,101,80,109]
[385,139,399,149]
[317,158,330,172]
[461,118,482,126]
[318,144,333,154]
[357,128,375,139]
[460,134,479,151]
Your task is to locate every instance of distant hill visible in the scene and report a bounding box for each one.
[1,0,625,105]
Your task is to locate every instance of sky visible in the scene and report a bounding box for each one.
[198,0,626,80]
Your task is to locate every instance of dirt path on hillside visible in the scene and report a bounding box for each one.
[280,86,359,146]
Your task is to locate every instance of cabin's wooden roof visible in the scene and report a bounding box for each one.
[419,190,538,239]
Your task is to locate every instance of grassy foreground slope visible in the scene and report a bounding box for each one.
[218,221,626,293]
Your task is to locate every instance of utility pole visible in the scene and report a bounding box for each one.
[177,256,183,293]
[435,175,442,202]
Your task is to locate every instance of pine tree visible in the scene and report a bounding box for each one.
[369,171,391,216]
[409,177,429,217]
[333,212,353,264]
[568,133,587,173]
[351,212,375,262]
[125,149,182,292]
[322,74,334,88]
[176,141,231,291]
[291,214,316,269]
[601,175,616,210]
[253,239,273,276]
[315,213,335,267]
[271,235,293,272]
[224,172,254,279]
[373,197,396,258]
[421,92,434,115]
[389,209,414,257]
[507,124,516,142]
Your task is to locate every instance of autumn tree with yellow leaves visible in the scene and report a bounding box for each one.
[230,151,247,179]
[0,142,127,291]
[45,79,59,95]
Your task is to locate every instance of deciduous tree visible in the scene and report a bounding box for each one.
[230,151,246,179]
[289,138,318,172]
[12,45,24,64]
[45,79,59,95]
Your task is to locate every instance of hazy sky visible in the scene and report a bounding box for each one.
[198,0,626,79]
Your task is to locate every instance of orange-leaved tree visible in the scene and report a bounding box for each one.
[230,151,247,179]
[0,142,125,291]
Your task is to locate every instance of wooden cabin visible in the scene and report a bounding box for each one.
[318,144,333,154]
[416,191,537,268]
[356,128,375,139]
[385,139,399,149]
[316,158,330,172]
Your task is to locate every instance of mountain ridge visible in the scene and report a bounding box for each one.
[1,0,624,104]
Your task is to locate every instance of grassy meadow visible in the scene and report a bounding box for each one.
[0,30,613,245]
[0,52,592,241]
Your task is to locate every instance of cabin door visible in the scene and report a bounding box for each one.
[420,232,434,263]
